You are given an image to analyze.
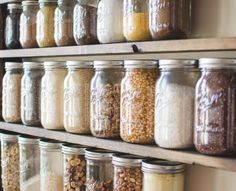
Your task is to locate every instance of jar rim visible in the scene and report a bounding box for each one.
[39,0,57,3]
[44,61,66,69]
[77,0,99,7]
[199,58,236,69]
[0,132,18,141]
[94,60,123,69]
[22,1,38,6]
[23,62,44,69]
[18,135,39,144]
[7,3,22,9]
[85,148,115,160]
[159,59,198,69]
[62,143,86,155]
[112,153,145,167]
[124,60,158,68]
[5,62,23,69]
[66,61,93,69]
[39,139,62,149]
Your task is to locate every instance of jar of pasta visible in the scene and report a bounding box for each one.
[64,61,94,134]
[121,60,158,144]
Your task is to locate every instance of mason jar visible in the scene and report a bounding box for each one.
[120,60,158,144]
[18,136,40,191]
[41,62,67,130]
[195,58,236,156]
[90,61,124,138]
[155,60,199,149]
[21,62,44,126]
[64,61,94,134]
[2,62,23,123]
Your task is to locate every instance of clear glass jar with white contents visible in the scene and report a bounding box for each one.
[41,62,67,130]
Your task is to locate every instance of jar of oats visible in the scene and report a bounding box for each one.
[64,61,94,134]
[90,61,124,138]
[121,60,158,144]
[2,62,23,123]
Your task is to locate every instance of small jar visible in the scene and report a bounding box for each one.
[41,62,67,130]
[121,60,158,144]
[2,62,23,123]
[5,3,22,49]
[0,133,20,191]
[62,144,87,191]
[195,58,236,156]
[123,0,151,42]
[149,0,191,40]
[112,154,144,191]
[73,0,98,45]
[21,62,44,126]
[155,60,199,149]
[36,0,57,47]
[85,148,114,191]
[18,136,40,191]
[20,1,39,48]
[142,159,185,191]
[54,0,76,46]
[90,61,124,138]
[97,0,125,43]
[39,139,63,191]
[64,61,94,134]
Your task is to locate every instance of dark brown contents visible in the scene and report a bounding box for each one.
[87,178,112,191]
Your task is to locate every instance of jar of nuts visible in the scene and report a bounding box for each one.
[120,60,158,144]
[112,154,144,191]
[90,61,124,138]
[62,144,87,191]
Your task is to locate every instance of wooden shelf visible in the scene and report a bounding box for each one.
[0,122,235,172]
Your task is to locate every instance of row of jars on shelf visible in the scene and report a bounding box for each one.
[0,133,186,191]
[2,58,236,156]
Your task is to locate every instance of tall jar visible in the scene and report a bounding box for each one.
[20,1,39,48]
[149,0,191,40]
[121,60,158,144]
[0,133,20,191]
[142,159,185,191]
[73,0,98,45]
[195,58,236,156]
[62,144,87,191]
[41,62,67,130]
[64,61,94,134]
[2,62,23,123]
[85,148,114,191]
[21,62,44,126]
[155,60,199,149]
[97,0,125,43]
[39,139,63,191]
[18,136,40,191]
[36,0,57,47]
[90,61,124,138]
[54,0,76,46]
[5,3,22,49]
[112,154,144,191]
[123,0,151,42]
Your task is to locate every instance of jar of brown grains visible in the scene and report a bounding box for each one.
[195,58,236,156]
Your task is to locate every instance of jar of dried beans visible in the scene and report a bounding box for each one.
[91,61,124,138]
[155,60,199,149]
[85,148,115,191]
[195,58,236,156]
[112,154,144,191]
[121,60,158,144]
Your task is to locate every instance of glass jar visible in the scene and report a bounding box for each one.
[2,62,23,123]
[64,61,94,134]
[62,144,87,191]
[97,0,125,43]
[73,0,98,45]
[112,154,144,191]
[90,61,124,138]
[0,133,20,191]
[54,0,76,46]
[41,62,67,130]
[39,139,63,191]
[20,1,39,48]
[123,0,151,42]
[155,60,199,149]
[149,0,191,40]
[18,136,40,191]
[36,0,57,47]
[142,159,185,191]
[195,58,236,156]
[5,3,22,49]
[21,62,44,126]
[85,148,114,191]
[121,60,158,144]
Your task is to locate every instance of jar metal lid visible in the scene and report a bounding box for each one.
[7,3,22,9]
[18,135,39,144]
[22,1,39,6]
[77,0,99,7]
[5,62,23,69]
[39,139,62,149]
[112,154,145,167]
[142,159,186,174]
[0,132,18,141]
[23,62,44,69]
[66,61,93,69]
[159,59,197,69]
[199,58,236,69]
[44,61,66,69]
[124,60,158,68]
[39,0,57,3]
[94,61,123,69]
[62,143,86,155]
[85,148,115,160]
